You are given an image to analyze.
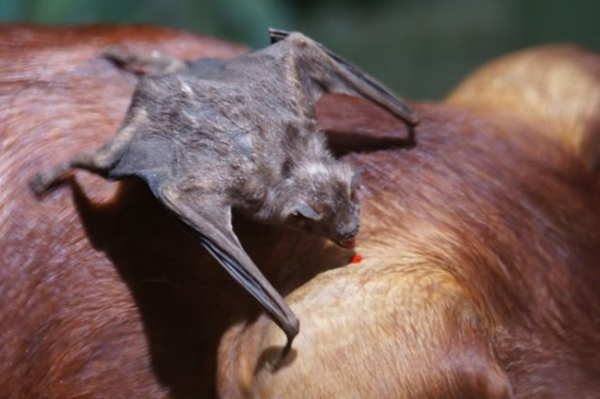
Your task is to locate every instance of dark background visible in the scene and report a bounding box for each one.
[3,0,598,100]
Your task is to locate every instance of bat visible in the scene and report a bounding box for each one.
[30,29,418,353]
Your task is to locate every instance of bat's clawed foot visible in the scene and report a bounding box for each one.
[29,164,70,197]
[102,46,187,76]
[271,337,298,371]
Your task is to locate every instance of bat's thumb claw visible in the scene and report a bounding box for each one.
[271,332,297,371]
[29,171,54,197]
[270,315,299,370]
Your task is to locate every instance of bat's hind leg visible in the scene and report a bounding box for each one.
[103,46,188,76]
[30,148,117,195]
[30,109,145,195]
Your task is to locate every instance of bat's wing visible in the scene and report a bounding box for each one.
[269,29,419,127]
[158,184,299,349]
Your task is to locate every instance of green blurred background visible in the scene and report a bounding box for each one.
[2,0,598,99]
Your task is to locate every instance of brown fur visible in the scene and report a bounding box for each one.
[1,24,600,399]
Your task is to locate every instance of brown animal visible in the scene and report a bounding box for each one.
[1,24,600,399]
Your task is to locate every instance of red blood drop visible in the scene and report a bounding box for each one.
[350,254,363,264]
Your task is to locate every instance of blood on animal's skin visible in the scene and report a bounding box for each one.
[350,253,363,264]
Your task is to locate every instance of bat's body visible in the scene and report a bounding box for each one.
[31,30,417,350]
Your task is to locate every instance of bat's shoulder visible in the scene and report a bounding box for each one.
[131,73,190,102]
[131,72,229,110]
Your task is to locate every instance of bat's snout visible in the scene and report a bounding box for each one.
[334,217,359,249]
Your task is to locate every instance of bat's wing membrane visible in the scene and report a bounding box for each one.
[157,184,299,346]
[269,28,419,127]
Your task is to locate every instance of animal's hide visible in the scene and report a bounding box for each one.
[1,25,600,399]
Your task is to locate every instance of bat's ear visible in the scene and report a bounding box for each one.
[292,203,323,221]
[351,167,364,189]
[269,28,290,44]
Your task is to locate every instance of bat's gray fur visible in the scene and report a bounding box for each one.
[31,30,418,353]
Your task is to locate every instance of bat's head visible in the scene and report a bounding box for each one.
[282,160,361,248]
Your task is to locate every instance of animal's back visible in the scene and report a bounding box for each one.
[2,25,600,399]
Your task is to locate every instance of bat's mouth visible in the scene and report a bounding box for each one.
[338,238,356,249]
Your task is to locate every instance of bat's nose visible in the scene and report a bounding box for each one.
[336,219,359,248]
[342,220,359,238]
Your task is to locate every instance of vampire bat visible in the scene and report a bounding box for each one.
[30,29,418,351]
